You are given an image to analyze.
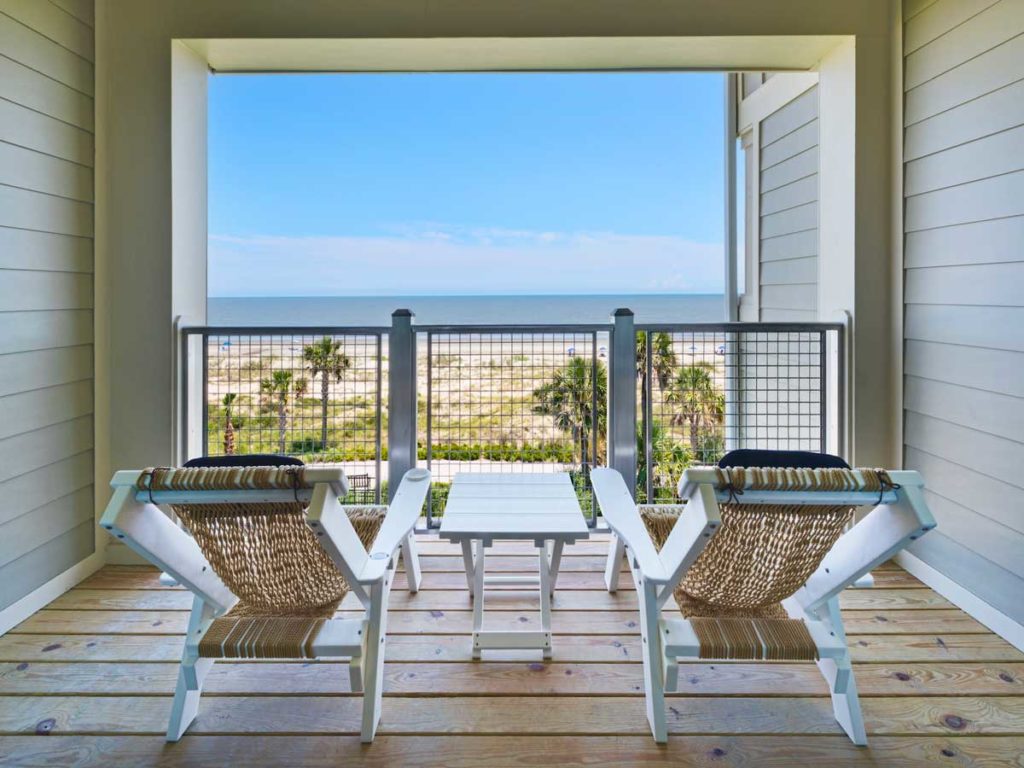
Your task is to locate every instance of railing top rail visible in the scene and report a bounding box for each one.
[180,325,390,336]
[420,323,611,334]
[635,321,845,333]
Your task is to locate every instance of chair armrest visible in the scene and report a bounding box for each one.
[797,482,936,614]
[357,469,431,584]
[100,484,237,614]
[591,468,669,583]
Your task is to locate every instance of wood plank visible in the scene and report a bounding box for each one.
[0,98,93,165]
[905,124,1024,197]
[0,485,93,568]
[904,374,1024,443]
[415,554,621,572]
[904,410,1024,482]
[759,201,817,239]
[0,269,92,312]
[0,56,92,131]
[49,0,94,28]
[0,379,93,440]
[0,345,92,398]
[0,13,93,95]
[0,694,1021,736]
[0,226,92,273]
[760,147,816,193]
[0,308,92,355]
[905,169,1024,231]
[905,79,1024,160]
[759,87,817,147]
[905,34,1024,125]
[0,140,93,201]
[13,608,991,636]
[48,586,951,613]
[759,228,816,261]
[905,262,1024,308]
[759,283,816,312]
[0,415,92,484]
[904,304,1024,352]
[3,660,1021,698]
[2,735,1023,768]
[0,184,93,238]
[903,0,1000,54]
[0,519,93,611]
[759,120,817,169]
[759,255,817,286]
[415,538,612,556]
[2,630,1019,665]
[0,0,94,62]
[905,0,1021,87]
[904,339,1024,398]
[920,490,1024,578]
[0,450,92,526]
[760,175,817,216]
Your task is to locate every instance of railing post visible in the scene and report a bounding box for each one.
[608,309,637,498]
[388,310,417,503]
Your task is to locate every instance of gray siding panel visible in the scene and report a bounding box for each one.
[0,0,94,611]
[902,0,1024,632]
[758,84,818,321]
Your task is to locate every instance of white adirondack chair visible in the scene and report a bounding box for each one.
[99,464,430,743]
[593,465,936,745]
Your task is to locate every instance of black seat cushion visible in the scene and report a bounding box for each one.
[183,454,304,468]
[718,449,850,470]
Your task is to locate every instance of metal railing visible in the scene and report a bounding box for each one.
[180,310,845,524]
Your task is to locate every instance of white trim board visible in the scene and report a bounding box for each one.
[0,550,104,635]
[737,71,818,134]
[896,550,1024,652]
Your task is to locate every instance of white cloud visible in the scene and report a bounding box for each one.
[208,227,723,297]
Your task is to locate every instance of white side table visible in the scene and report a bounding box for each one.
[438,472,590,658]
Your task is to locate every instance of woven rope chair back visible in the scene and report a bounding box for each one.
[643,467,893,615]
[139,466,380,617]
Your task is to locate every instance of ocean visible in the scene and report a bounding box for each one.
[208,294,725,327]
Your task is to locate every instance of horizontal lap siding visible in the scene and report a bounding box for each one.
[0,0,95,610]
[758,86,818,320]
[902,0,1024,626]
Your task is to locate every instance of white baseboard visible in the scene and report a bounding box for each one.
[0,551,105,635]
[896,551,1024,652]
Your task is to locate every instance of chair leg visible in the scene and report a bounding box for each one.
[604,533,625,592]
[820,655,867,745]
[361,578,390,743]
[349,656,364,693]
[166,657,212,742]
[401,532,422,593]
[638,581,668,742]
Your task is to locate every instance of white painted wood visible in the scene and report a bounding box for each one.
[906,341,1024,399]
[0,184,93,238]
[759,255,817,285]
[591,469,667,583]
[305,482,369,607]
[0,270,92,312]
[759,86,817,145]
[0,485,92,568]
[905,214,1024,268]
[760,146,817,192]
[50,0,94,28]
[921,490,1024,577]
[759,228,817,261]
[760,283,816,311]
[0,227,92,273]
[905,34,1024,124]
[400,532,421,592]
[905,304,1024,351]
[0,56,93,131]
[905,0,1024,89]
[905,123,1024,196]
[906,410,1024,483]
[904,0,1000,54]
[905,375,1023,442]
[0,548,102,634]
[0,141,93,201]
[759,120,817,168]
[657,481,721,607]
[0,99,93,164]
[906,262,1022,307]
[0,12,93,94]
[603,532,624,591]
[906,169,1024,231]
[759,201,816,239]
[736,72,817,134]
[356,469,429,583]
[0,345,91,397]
[0,415,91,484]
[0,0,95,61]
[638,580,667,743]
[0,380,92,441]
[760,173,817,215]
[0,450,91,526]
[905,79,1024,160]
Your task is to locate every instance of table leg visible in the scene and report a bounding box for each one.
[547,540,564,597]
[471,539,486,659]
[460,540,475,594]
[538,541,553,659]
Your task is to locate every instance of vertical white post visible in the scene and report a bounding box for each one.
[638,579,667,742]
[360,576,390,743]
[166,596,216,742]
[471,539,486,659]
[538,542,553,660]
[605,534,625,592]
[460,540,475,593]
[401,532,421,592]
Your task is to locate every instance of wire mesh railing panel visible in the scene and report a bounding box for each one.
[422,330,608,526]
[638,328,828,503]
[202,332,385,504]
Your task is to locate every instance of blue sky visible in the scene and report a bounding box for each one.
[208,72,725,296]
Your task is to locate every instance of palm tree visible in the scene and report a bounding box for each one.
[666,362,725,463]
[221,392,237,455]
[532,357,607,474]
[260,370,294,454]
[636,331,677,475]
[303,337,351,450]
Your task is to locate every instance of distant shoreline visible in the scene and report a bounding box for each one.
[208,293,725,327]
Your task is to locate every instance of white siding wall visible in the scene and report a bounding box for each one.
[902,0,1024,625]
[0,0,94,611]
[759,85,819,321]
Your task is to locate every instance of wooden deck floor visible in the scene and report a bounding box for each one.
[1,533,1022,766]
